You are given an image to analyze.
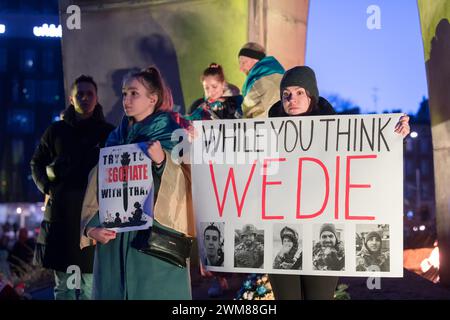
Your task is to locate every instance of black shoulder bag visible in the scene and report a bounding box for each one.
[131,220,194,268]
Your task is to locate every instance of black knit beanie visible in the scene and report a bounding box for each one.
[365,231,382,245]
[320,223,337,239]
[280,66,319,101]
[280,227,298,243]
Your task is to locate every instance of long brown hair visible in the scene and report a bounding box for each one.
[305,89,319,114]
[123,66,173,112]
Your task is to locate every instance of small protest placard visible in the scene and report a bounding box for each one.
[98,143,153,233]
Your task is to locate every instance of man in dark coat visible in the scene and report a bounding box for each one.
[30,75,114,300]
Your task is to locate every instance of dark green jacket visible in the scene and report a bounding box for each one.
[89,112,192,300]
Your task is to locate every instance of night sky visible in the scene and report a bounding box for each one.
[306,0,428,115]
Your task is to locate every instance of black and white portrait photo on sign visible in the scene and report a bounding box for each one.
[234,224,264,268]
[356,224,390,272]
[312,223,345,271]
[272,224,302,270]
[200,222,225,267]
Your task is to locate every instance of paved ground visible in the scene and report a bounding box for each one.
[339,269,450,300]
[29,268,450,300]
[191,268,450,300]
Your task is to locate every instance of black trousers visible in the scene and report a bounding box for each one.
[269,274,338,300]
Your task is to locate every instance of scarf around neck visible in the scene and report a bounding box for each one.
[106,111,182,152]
[242,56,285,97]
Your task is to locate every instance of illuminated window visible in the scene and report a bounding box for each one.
[20,49,36,72]
[33,24,62,38]
[7,109,35,134]
[23,79,37,103]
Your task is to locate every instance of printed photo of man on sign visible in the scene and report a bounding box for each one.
[234,224,264,269]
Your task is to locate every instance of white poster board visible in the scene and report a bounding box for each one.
[191,114,404,277]
[98,143,153,233]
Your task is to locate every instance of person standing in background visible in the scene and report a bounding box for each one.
[30,75,114,300]
[238,42,284,118]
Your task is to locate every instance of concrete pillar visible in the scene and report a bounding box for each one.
[417,0,450,286]
[248,0,309,69]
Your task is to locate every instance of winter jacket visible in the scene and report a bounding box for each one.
[241,56,285,118]
[267,96,339,300]
[356,247,390,272]
[187,95,243,120]
[30,105,114,273]
[80,111,195,299]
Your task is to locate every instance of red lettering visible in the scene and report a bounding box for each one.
[296,157,330,219]
[209,160,257,218]
[120,167,127,182]
[345,155,377,220]
[262,158,286,220]
[106,164,150,183]
[143,164,148,179]
[133,166,139,180]
[113,167,118,182]
[335,156,340,220]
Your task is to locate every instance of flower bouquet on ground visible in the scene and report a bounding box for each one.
[235,273,274,300]
[8,256,54,298]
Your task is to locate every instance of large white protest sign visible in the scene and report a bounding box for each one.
[190,114,403,277]
[99,143,153,233]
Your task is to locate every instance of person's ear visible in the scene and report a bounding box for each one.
[69,95,75,106]
[149,93,158,106]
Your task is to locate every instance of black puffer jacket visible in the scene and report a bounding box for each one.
[30,105,114,273]
[189,95,243,120]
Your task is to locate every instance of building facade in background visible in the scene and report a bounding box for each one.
[403,98,436,248]
[0,0,65,202]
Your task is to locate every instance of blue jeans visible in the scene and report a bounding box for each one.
[54,271,93,300]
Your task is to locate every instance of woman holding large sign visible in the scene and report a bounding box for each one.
[267,66,410,300]
[80,66,195,299]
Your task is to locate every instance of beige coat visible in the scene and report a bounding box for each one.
[80,150,195,249]
[242,73,283,118]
